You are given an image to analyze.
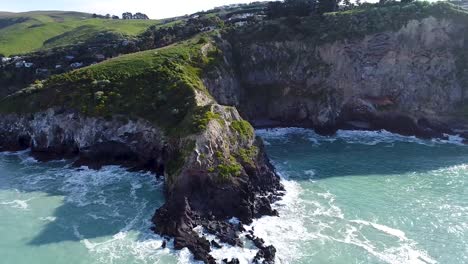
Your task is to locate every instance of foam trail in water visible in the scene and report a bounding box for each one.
[257,127,467,147]
[350,220,407,240]
[0,199,31,210]
[249,130,442,264]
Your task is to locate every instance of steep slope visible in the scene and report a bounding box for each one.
[0,11,160,55]
[1,2,468,263]
[0,35,282,263]
[207,2,468,138]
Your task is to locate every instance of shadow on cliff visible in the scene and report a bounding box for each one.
[0,153,164,246]
[261,135,468,180]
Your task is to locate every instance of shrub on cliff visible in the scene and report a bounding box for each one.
[230,120,254,140]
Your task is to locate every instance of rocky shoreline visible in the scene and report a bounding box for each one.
[251,109,468,143]
[2,108,468,263]
[2,108,467,263]
[0,107,285,263]
[1,12,468,263]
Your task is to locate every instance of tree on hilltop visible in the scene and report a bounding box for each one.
[122,12,149,20]
[317,0,341,14]
[122,12,133,19]
[134,12,150,19]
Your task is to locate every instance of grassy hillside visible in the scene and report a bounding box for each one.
[0,11,160,55]
[0,34,220,135]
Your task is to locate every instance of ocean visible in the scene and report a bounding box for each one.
[0,129,466,264]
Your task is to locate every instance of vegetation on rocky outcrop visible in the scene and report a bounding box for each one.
[0,36,218,135]
[2,1,468,263]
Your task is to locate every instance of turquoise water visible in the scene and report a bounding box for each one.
[253,129,468,264]
[0,129,467,263]
[0,152,184,264]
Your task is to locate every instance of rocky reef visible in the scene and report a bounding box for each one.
[1,2,468,263]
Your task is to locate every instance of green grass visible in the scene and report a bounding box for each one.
[216,155,242,183]
[0,11,161,55]
[230,120,254,140]
[238,146,259,166]
[0,35,219,136]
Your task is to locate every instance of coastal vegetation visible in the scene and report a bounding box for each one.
[1,2,468,262]
[0,11,160,55]
[0,35,221,137]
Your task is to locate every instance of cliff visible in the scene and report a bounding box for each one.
[0,36,282,263]
[1,2,468,263]
[208,2,468,138]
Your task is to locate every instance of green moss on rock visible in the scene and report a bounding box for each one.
[230,120,254,140]
[238,146,259,166]
[166,139,196,184]
[216,155,242,183]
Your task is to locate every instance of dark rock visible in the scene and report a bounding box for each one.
[154,198,216,264]
[252,237,265,249]
[223,258,240,264]
[261,245,277,263]
[0,133,31,152]
[152,139,283,263]
[161,240,166,249]
[73,141,138,169]
[253,245,276,264]
[211,240,222,249]
[203,220,243,247]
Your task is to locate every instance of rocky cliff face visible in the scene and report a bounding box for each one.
[0,109,166,169]
[154,104,282,263]
[0,105,282,263]
[2,9,468,264]
[207,16,468,137]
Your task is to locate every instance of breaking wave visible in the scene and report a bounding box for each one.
[256,128,466,146]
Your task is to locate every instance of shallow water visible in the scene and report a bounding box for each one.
[0,129,467,264]
[0,151,185,264]
[253,129,468,264]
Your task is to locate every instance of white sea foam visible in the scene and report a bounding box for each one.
[19,156,39,164]
[0,198,32,210]
[241,156,440,264]
[228,217,240,225]
[196,227,257,263]
[1,130,464,264]
[349,220,407,241]
[39,216,57,222]
[54,165,158,207]
[256,127,467,147]
[247,179,310,263]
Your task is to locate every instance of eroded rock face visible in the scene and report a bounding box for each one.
[206,17,468,136]
[0,105,283,263]
[2,15,468,264]
[153,104,282,263]
[0,109,166,171]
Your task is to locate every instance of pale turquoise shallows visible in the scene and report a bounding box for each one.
[0,129,467,264]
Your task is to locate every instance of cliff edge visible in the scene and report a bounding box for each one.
[1,2,468,263]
